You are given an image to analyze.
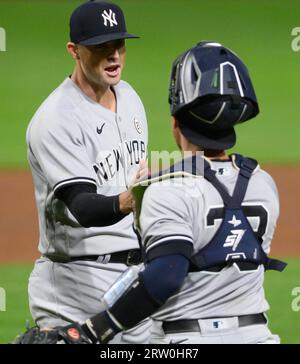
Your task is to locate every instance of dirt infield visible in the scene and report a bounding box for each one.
[0,167,299,262]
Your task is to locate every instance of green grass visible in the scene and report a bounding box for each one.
[264,259,300,344]
[0,0,300,167]
[0,260,299,344]
[0,264,34,343]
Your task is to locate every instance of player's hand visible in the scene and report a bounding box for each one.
[135,159,149,182]
[119,160,148,214]
[130,159,149,186]
[119,189,135,214]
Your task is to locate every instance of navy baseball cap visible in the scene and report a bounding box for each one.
[70,1,139,46]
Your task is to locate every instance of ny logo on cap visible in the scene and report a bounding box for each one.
[102,9,118,27]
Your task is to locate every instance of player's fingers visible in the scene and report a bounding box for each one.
[136,160,149,180]
[130,160,149,186]
[138,168,149,179]
[138,159,147,171]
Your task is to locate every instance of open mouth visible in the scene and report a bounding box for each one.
[104,65,120,77]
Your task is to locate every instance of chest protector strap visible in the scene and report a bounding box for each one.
[190,154,287,272]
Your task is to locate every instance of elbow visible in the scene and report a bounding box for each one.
[75,215,93,228]
[142,254,189,304]
[158,272,186,301]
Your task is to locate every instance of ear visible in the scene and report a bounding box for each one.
[67,42,79,60]
[171,116,180,137]
[171,116,181,146]
[171,116,179,130]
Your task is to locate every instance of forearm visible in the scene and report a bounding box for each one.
[55,183,127,227]
[82,254,189,343]
[68,192,126,227]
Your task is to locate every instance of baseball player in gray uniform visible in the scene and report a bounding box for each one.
[19,41,286,345]
[26,1,150,344]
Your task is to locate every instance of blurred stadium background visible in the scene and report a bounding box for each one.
[0,0,299,343]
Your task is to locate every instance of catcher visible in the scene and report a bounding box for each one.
[15,41,286,344]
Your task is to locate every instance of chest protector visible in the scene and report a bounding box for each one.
[190,155,287,272]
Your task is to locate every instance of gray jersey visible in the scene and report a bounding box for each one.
[138,157,279,320]
[26,77,148,258]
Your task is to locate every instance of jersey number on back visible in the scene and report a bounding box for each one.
[206,205,268,242]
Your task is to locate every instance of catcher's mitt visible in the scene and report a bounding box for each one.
[13,323,94,344]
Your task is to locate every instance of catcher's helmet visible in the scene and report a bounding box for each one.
[169,41,259,150]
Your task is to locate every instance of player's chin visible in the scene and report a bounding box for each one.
[107,76,121,86]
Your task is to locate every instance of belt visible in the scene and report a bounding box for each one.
[45,249,142,266]
[162,313,267,334]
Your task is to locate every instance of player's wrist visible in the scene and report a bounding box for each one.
[118,191,133,215]
[113,194,121,214]
[112,194,128,217]
[82,311,121,344]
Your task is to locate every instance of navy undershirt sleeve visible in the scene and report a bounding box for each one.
[55,183,126,227]
[141,254,189,304]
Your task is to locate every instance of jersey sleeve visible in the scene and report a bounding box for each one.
[138,93,148,150]
[258,170,280,255]
[139,181,195,261]
[27,113,97,192]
